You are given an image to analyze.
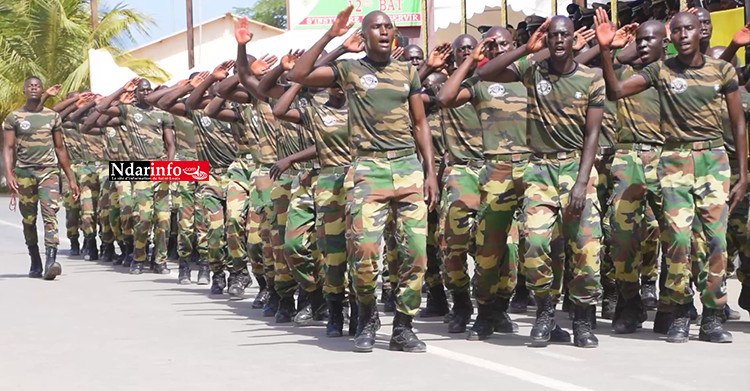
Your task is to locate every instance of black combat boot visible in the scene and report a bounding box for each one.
[153,261,170,275]
[601,279,617,320]
[739,285,750,316]
[688,301,698,321]
[275,296,296,323]
[69,237,80,257]
[653,310,674,334]
[467,303,495,341]
[43,247,62,281]
[81,236,90,259]
[530,296,555,346]
[295,288,327,326]
[84,234,98,261]
[167,233,178,261]
[263,288,281,317]
[612,294,647,334]
[698,308,733,343]
[382,288,396,313]
[129,260,144,275]
[348,298,359,336]
[196,262,210,285]
[550,325,571,343]
[563,292,574,320]
[252,274,269,308]
[100,243,106,258]
[113,241,125,265]
[721,304,741,322]
[420,284,450,318]
[353,301,380,352]
[573,305,599,348]
[210,270,226,294]
[666,303,692,343]
[493,297,519,333]
[101,243,115,263]
[122,236,134,268]
[28,245,43,278]
[227,268,251,298]
[640,277,658,310]
[326,299,345,337]
[510,276,531,313]
[448,291,473,333]
[177,259,191,285]
[390,311,427,352]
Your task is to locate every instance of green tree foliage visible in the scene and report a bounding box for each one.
[0,0,168,119]
[233,0,287,29]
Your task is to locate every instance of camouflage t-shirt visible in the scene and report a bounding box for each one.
[441,102,483,162]
[117,104,173,161]
[234,102,262,161]
[599,98,617,148]
[252,98,280,165]
[61,123,84,164]
[79,124,107,162]
[331,57,421,153]
[462,76,529,155]
[114,125,132,160]
[721,89,750,158]
[615,64,663,144]
[172,113,198,160]
[512,59,605,153]
[3,107,61,168]
[185,107,237,168]
[424,94,446,161]
[639,55,738,142]
[299,103,351,167]
[103,126,126,161]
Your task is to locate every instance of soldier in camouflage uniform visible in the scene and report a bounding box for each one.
[3,76,79,280]
[290,7,439,353]
[597,10,746,343]
[93,78,176,275]
[480,16,605,348]
[437,29,530,341]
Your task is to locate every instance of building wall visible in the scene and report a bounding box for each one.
[128,14,283,80]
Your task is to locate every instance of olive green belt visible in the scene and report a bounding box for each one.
[485,152,532,162]
[616,142,662,152]
[356,148,415,160]
[662,138,723,151]
[533,151,580,160]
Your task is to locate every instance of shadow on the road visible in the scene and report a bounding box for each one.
[0,273,29,279]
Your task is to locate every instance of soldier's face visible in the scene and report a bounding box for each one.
[696,9,712,43]
[670,14,700,56]
[516,29,529,45]
[24,79,43,100]
[328,87,344,100]
[404,47,424,67]
[547,19,574,60]
[363,14,395,57]
[636,25,667,65]
[485,30,515,59]
[135,80,152,103]
[452,36,476,67]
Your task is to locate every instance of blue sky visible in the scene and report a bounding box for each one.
[110,0,258,49]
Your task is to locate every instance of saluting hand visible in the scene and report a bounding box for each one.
[526,18,550,53]
[326,5,354,38]
[235,16,254,45]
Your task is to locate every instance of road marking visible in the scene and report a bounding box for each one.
[425,345,594,391]
[0,218,23,229]
[0,218,70,246]
[631,375,695,390]
[533,350,584,362]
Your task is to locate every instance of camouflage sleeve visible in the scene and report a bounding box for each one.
[511,59,531,87]
[298,105,313,131]
[720,62,739,95]
[117,104,128,123]
[637,61,659,89]
[162,112,174,130]
[408,65,421,96]
[588,74,605,108]
[330,59,348,89]
[460,75,479,102]
[2,113,15,132]
[52,112,62,133]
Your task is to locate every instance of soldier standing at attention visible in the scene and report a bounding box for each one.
[3,76,79,280]
[289,6,438,353]
[595,9,747,344]
[478,16,605,348]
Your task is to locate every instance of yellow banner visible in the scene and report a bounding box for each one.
[710,7,745,65]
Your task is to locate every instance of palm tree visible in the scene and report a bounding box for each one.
[0,0,168,120]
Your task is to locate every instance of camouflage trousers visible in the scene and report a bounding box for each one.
[348,153,427,316]
[729,159,750,287]
[441,163,480,294]
[523,154,602,306]
[15,166,60,248]
[424,161,445,289]
[78,162,105,236]
[226,157,254,273]
[474,157,528,304]
[110,180,133,242]
[317,167,350,300]
[272,172,296,297]
[62,169,80,241]
[610,147,664,300]
[285,169,325,293]
[249,166,275,288]
[98,175,114,245]
[659,146,729,309]
[196,171,229,272]
[132,180,170,264]
[173,180,197,260]
[595,154,615,285]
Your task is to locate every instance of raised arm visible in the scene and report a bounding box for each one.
[258,50,305,99]
[272,83,303,123]
[204,96,240,122]
[69,94,97,122]
[214,74,252,103]
[722,23,750,64]
[157,77,201,116]
[478,19,552,82]
[143,84,175,107]
[287,5,355,87]
[187,61,234,110]
[438,40,488,108]
[419,43,452,82]
[595,9,648,100]
[52,92,78,113]
[96,77,139,116]
[35,84,61,111]
[269,145,317,180]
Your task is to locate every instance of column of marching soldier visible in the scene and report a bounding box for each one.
[6,4,750,352]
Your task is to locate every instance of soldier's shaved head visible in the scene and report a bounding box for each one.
[636,20,668,64]
[669,12,701,57]
[361,11,395,60]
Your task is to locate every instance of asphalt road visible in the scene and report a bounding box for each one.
[0,195,748,391]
